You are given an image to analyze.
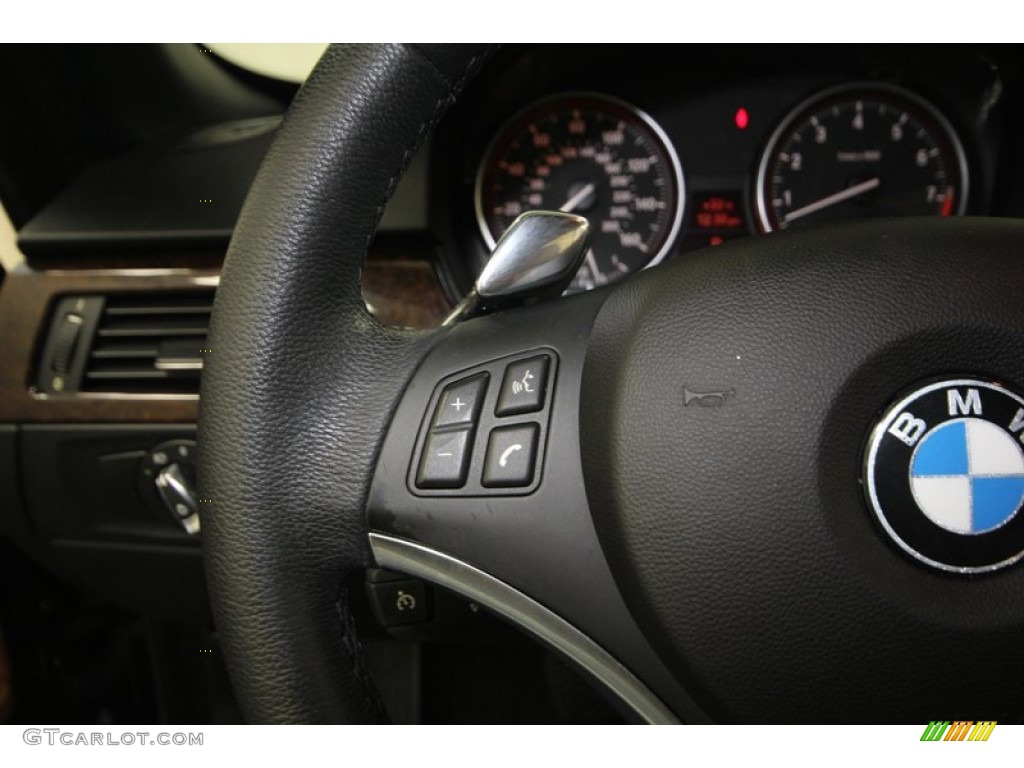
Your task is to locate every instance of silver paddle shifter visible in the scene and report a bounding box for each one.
[444,210,591,325]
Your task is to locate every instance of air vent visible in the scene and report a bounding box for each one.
[37,291,214,395]
[84,292,213,394]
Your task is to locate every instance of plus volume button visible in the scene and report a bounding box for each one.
[432,374,488,428]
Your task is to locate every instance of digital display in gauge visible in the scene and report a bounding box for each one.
[755,84,968,232]
[476,94,685,294]
[692,191,745,231]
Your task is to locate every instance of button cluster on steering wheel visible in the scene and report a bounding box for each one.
[410,351,556,497]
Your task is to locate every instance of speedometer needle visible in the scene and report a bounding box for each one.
[782,177,881,224]
[585,250,607,285]
[559,183,596,214]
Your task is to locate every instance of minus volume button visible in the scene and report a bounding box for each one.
[416,428,473,489]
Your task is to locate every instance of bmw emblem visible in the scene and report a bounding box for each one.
[864,378,1024,574]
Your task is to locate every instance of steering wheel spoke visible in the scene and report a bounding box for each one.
[367,293,704,723]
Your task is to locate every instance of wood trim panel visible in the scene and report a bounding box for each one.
[363,255,451,329]
[0,268,217,423]
[0,245,451,424]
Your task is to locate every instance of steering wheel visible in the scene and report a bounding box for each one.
[199,44,1024,723]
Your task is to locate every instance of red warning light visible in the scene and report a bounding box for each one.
[941,187,955,217]
[734,107,749,130]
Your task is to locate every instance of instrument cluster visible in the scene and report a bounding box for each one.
[434,46,1007,298]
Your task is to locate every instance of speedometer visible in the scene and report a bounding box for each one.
[755,83,968,232]
[475,94,685,294]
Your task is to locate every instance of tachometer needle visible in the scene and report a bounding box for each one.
[560,183,596,214]
[782,177,881,224]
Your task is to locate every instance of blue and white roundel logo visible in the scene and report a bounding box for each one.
[864,379,1024,574]
[910,418,1024,535]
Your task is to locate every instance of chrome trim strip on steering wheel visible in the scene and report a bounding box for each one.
[368,532,680,724]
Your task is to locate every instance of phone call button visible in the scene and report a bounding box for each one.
[482,424,539,488]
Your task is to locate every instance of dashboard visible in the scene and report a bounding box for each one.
[430,45,1016,302]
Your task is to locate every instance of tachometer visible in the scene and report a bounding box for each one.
[755,84,968,232]
[475,94,685,294]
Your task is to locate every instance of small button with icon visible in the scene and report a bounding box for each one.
[496,356,549,416]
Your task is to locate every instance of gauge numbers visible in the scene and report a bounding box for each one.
[476,94,685,294]
[756,84,968,232]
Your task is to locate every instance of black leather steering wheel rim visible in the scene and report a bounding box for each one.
[199,44,492,723]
